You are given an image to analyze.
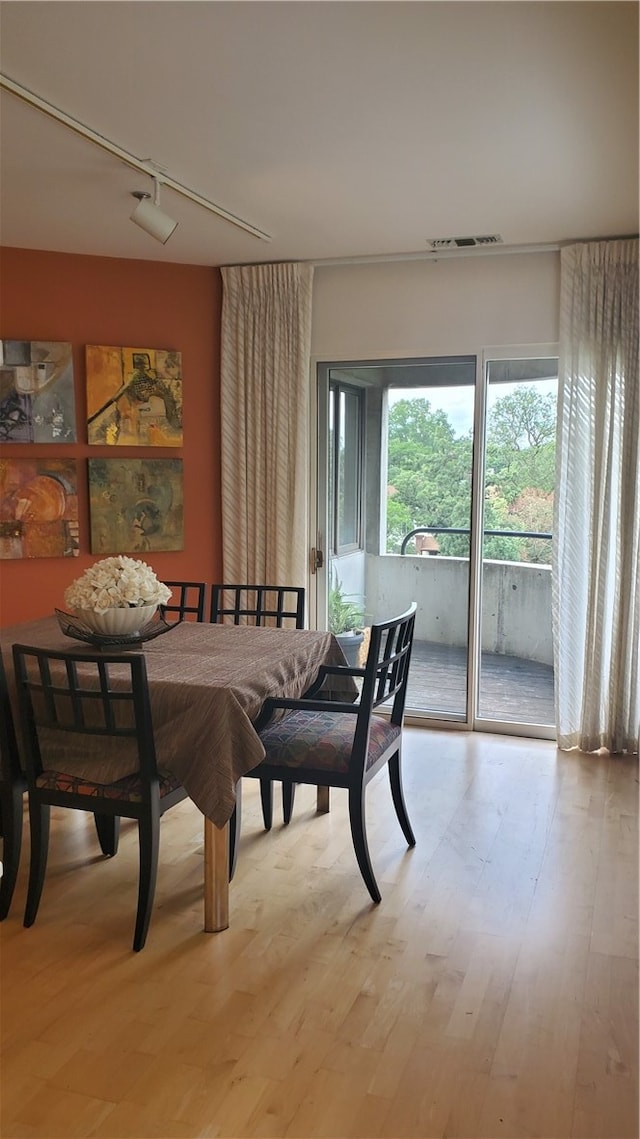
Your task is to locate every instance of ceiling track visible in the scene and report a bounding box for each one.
[0,72,272,243]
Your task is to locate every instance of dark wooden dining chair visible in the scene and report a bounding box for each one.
[0,650,26,920]
[210,584,305,630]
[161,581,206,623]
[210,583,306,855]
[245,603,417,903]
[1,647,123,920]
[12,644,188,951]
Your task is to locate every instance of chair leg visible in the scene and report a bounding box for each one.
[348,785,381,904]
[24,797,50,928]
[228,781,242,881]
[259,777,273,830]
[388,752,416,847]
[93,813,120,857]
[133,802,160,952]
[282,782,296,825]
[0,784,24,921]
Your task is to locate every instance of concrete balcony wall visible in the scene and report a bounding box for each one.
[366,554,469,644]
[481,560,553,665]
[364,554,553,666]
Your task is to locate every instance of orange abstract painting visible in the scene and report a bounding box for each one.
[0,458,79,559]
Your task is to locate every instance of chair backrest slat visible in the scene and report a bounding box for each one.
[210,584,305,629]
[40,654,67,727]
[161,581,206,623]
[66,656,86,730]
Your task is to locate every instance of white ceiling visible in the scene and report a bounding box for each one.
[0,1,637,268]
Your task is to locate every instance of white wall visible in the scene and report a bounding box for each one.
[311,251,560,359]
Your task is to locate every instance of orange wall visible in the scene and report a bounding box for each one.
[0,247,222,625]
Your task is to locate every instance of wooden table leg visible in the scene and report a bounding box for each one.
[203,817,229,931]
[316,786,330,814]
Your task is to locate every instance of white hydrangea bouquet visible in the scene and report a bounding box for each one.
[64,556,172,613]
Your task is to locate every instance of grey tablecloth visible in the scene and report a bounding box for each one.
[1,617,351,827]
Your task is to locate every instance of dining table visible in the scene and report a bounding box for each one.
[0,614,353,933]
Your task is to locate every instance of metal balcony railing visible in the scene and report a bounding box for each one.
[400,526,553,555]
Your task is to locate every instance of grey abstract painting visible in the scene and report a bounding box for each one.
[0,340,76,443]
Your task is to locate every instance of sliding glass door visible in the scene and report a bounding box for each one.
[316,349,558,738]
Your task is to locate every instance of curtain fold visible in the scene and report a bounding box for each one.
[553,238,639,753]
[219,262,314,592]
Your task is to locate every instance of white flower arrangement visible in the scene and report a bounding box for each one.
[64,556,172,613]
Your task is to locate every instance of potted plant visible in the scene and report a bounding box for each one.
[328,574,365,667]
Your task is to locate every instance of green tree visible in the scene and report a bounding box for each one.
[487,386,555,451]
[386,491,413,552]
[508,487,554,563]
[386,387,556,561]
[486,385,556,562]
[387,399,472,552]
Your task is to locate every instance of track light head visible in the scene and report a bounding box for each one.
[130,179,178,244]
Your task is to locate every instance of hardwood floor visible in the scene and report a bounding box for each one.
[1,729,637,1139]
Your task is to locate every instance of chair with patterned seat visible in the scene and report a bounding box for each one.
[245,603,417,903]
[160,581,206,624]
[12,644,188,951]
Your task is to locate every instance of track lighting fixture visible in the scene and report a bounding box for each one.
[130,178,178,244]
[1,72,271,241]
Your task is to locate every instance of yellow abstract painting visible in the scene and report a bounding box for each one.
[86,345,183,446]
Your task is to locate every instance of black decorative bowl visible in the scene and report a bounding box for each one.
[55,608,175,650]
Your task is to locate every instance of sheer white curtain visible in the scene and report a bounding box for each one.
[553,238,639,753]
[219,262,314,592]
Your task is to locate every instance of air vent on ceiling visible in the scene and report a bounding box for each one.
[426,235,504,251]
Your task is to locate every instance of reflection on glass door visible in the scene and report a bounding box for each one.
[477,358,558,727]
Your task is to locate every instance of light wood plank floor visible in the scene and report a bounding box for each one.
[1,729,637,1139]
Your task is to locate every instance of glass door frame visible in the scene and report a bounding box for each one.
[312,362,381,637]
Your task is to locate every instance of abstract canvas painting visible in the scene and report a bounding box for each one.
[0,458,79,559]
[86,345,183,446]
[88,458,184,554]
[0,340,76,443]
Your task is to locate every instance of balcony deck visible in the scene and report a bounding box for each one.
[406,639,555,725]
